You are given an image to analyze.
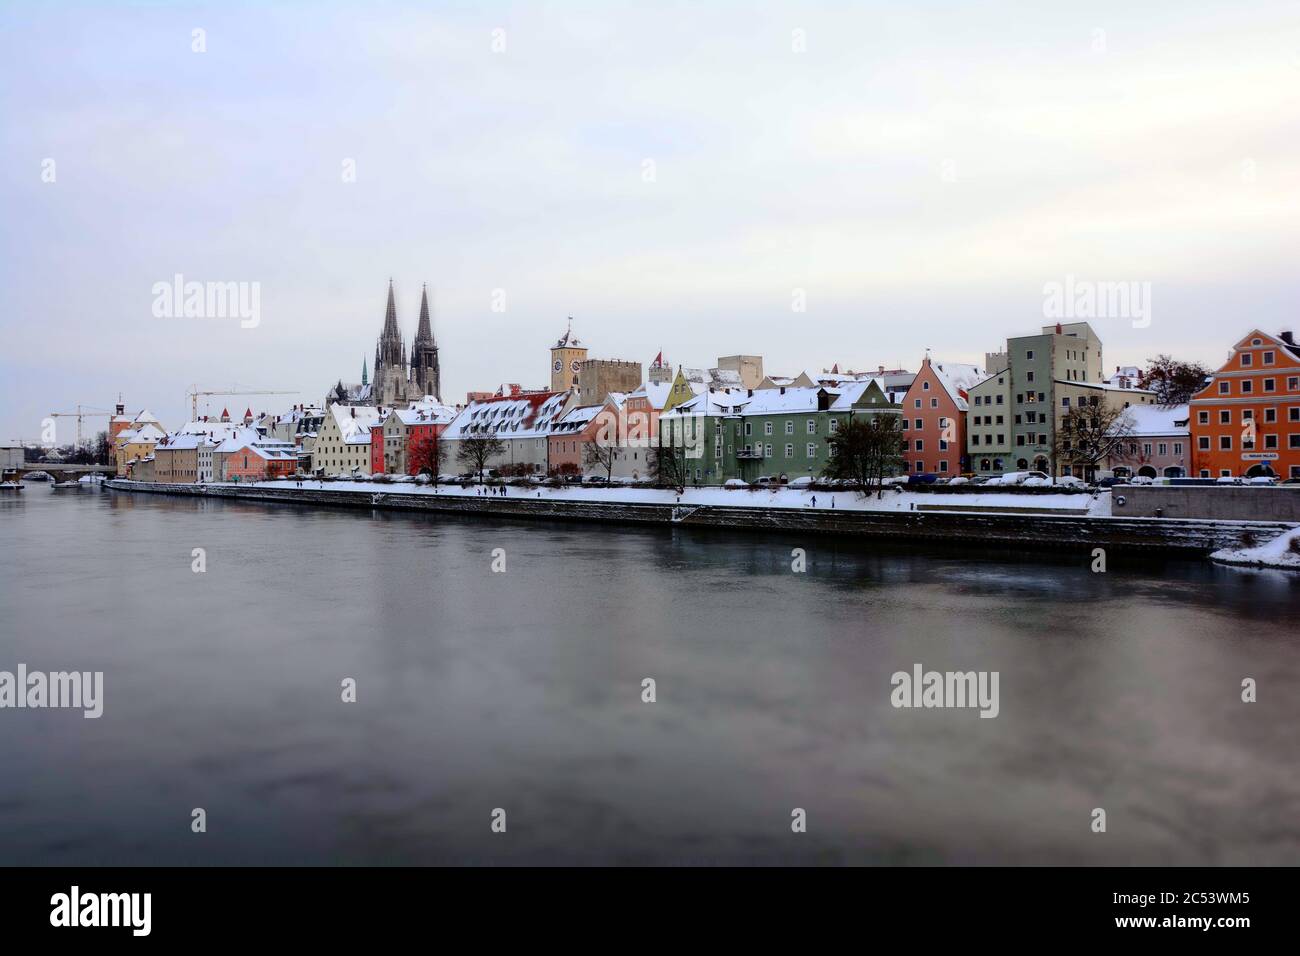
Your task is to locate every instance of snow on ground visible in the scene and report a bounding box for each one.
[234,479,1112,517]
[1211,525,1300,570]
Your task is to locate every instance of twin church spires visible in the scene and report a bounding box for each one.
[371,279,441,405]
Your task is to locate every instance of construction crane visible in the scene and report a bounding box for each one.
[47,405,112,447]
[188,386,298,420]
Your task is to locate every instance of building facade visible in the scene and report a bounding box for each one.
[1189,329,1300,479]
[901,358,984,476]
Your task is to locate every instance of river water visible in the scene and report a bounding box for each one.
[1,484,1297,865]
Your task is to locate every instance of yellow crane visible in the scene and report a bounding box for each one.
[188,386,298,420]
[47,406,113,447]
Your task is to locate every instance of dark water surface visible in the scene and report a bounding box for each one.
[2,484,1297,865]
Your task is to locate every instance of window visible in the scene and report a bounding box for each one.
[1026,350,1034,360]
[744,422,752,436]
[939,460,949,473]
[1266,408,1277,423]
[1173,442,1183,456]
[806,443,817,457]
[923,381,930,390]
[1219,381,1230,394]
[1263,351,1275,365]
[914,419,923,430]
[1264,435,1277,450]
[1220,410,1231,424]
[829,419,838,433]
[915,461,925,472]
[764,421,773,435]
[806,420,816,434]
[1241,353,1253,367]
[901,419,909,430]
[1291,406,1300,422]
[1198,410,1209,424]
[1289,377,1299,391]
[915,439,924,451]
[1241,380,1253,394]
[1198,436,1210,450]
[1219,436,1232,450]
[785,443,793,458]
[995,395,1003,405]
[1264,378,1276,392]
[1291,435,1300,449]
[785,420,794,434]
[1157,443,1167,456]
[914,398,921,408]
[765,443,772,457]
[1027,371,1035,383]
[1061,397,1070,408]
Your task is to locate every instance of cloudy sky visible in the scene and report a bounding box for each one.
[2,0,1297,440]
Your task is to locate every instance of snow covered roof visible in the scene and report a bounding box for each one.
[117,423,166,443]
[442,392,570,440]
[638,382,673,409]
[1121,404,1189,436]
[928,361,986,412]
[550,404,605,434]
[327,404,382,443]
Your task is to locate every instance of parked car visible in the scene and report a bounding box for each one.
[1215,475,1244,485]
[907,473,939,485]
[722,478,749,489]
[585,475,607,484]
[1052,475,1086,488]
[1248,475,1277,485]
[787,475,814,488]
[947,476,970,485]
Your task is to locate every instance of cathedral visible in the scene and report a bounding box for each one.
[327,281,441,408]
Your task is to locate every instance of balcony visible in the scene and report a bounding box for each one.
[736,449,763,460]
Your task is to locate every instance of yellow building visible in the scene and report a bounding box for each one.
[550,321,587,392]
[115,423,166,476]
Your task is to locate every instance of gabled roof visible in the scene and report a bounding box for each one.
[442,392,569,440]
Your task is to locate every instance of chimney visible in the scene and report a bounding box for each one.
[1281,331,1295,345]
[1055,322,1063,334]
[115,403,125,415]
[779,386,786,395]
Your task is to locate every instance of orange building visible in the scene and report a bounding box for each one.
[901,357,985,476]
[1190,329,1300,480]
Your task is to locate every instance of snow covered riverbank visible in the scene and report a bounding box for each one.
[237,478,1114,517]
[1211,526,1300,570]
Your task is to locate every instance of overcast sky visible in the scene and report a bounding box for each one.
[2,0,1297,440]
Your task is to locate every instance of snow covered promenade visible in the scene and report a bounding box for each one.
[105,478,1297,558]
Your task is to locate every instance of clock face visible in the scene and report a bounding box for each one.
[571,360,581,372]
[553,359,562,372]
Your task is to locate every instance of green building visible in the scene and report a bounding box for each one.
[658,380,901,485]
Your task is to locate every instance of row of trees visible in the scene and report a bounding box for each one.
[23,431,112,465]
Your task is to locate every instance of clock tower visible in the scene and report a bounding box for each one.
[550,317,587,392]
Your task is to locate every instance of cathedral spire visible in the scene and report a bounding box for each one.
[415,283,434,345]
[362,356,368,386]
[383,278,399,338]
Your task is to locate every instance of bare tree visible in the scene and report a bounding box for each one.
[456,435,504,483]
[1053,402,1136,479]
[1142,354,1210,407]
[823,414,905,498]
[583,440,616,481]
[649,443,687,490]
[409,431,445,482]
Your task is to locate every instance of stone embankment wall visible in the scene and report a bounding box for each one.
[106,481,1294,555]
[1113,486,1300,522]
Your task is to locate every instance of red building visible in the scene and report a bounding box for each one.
[901,357,985,476]
[1190,329,1300,479]
[222,442,298,481]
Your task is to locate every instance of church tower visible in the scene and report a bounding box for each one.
[373,280,412,407]
[550,317,587,392]
[411,284,441,401]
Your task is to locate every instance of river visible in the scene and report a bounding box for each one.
[1,483,1297,864]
